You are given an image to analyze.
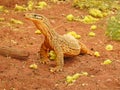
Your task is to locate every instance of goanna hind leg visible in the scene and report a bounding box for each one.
[79,42,94,55]
[38,44,50,64]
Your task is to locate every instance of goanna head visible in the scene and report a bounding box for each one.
[25,13,50,26]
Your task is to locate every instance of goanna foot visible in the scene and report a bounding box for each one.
[40,59,50,64]
[50,66,63,72]
[87,50,94,56]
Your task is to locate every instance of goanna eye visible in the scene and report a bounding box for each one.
[34,14,43,20]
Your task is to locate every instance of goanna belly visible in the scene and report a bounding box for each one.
[61,34,81,57]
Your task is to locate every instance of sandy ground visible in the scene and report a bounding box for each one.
[0,0,120,90]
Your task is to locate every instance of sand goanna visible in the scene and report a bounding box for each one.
[25,13,93,72]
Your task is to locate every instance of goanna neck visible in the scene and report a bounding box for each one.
[34,20,59,40]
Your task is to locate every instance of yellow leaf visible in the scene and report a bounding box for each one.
[11,18,24,24]
[90,25,97,30]
[14,4,27,11]
[105,44,113,51]
[66,75,74,84]
[67,31,81,39]
[35,30,41,34]
[94,51,100,57]
[66,14,75,21]
[102,59,112,65]
[49,50,56,60]
[88,32,96,37]
[29,63,38,69]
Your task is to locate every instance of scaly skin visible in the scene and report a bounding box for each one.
[25,13,93,72]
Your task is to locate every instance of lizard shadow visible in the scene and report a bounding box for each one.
[64,56,80,65]
[64,54,91,66]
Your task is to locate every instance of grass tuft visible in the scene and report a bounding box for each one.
[106,14,120,41]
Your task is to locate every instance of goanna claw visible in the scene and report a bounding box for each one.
[40,59,50,64]
[50,66,63,72]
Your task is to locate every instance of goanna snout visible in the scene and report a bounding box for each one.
[25,13,43,20]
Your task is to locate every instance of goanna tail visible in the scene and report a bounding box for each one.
[79,42,93,55]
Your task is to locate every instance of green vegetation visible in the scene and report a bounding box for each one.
[11,18,24,24]
[105,44,113,51]
[14,1,47,12]
[14,0,34,11]
[66,72,88,84]
[66,14,75,21]
[89,8,107,18]
[82,15,99,24]
[67,31,81,39]
[94,51,100,57]
[88,31,96,37]
[36,1,47,9]
[27,0,34,10]
[106,14,120,41]
[101,59,112,65]
[0,5,8,13]
[0,18,5,21]
[73,0,120,23]
[29,63,38,69]
[66,14,99,24]
[49,50,56,60]
[73,0,120,41]
[35,30,41,34]
[14,4,27,11]
[90,25,97,30]
[73,0,120,11]
[0,6,5,12]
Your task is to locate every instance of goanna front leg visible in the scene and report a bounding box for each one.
[38,44,49,64]
[50,42,64,72]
